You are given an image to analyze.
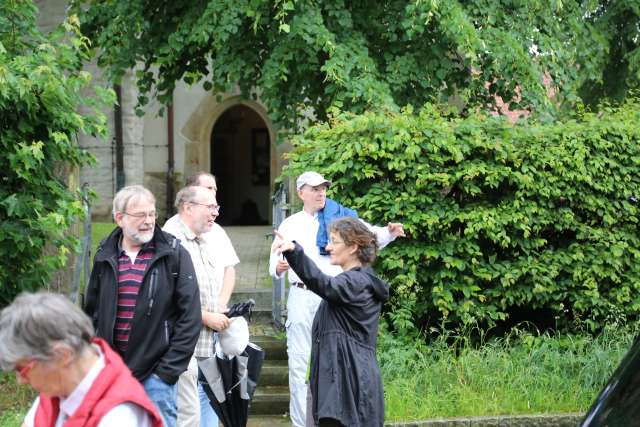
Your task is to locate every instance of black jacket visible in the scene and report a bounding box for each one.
[284,243,389,427]
[84,225,201,385]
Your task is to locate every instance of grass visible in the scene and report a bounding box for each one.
[379,324,635,421]
[0,410,24,427]
[0,372,34,427]
[90,222,115,257]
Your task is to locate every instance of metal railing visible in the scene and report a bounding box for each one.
[71,183,92,305]
[270,183,290,328]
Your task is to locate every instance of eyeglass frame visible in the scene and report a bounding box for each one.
[123,211,158,220]
[14,359,37,380]
[190,202,221,213]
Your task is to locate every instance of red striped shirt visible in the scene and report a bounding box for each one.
[114,243,155,354]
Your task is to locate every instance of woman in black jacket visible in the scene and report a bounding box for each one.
[273,217,389,427]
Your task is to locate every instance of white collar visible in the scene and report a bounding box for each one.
[59,345,105,420]
[301,210,318,219]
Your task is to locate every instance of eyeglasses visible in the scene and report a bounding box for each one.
[190,202,220,213]
[329,240,345,245]
[14,359,36,380]
[124,211,158,220]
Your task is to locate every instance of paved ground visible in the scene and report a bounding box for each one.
[225,226,274,290]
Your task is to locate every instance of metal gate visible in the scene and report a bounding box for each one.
[271,183,290,327]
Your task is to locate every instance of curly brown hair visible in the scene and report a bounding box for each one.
[329,217,378,265]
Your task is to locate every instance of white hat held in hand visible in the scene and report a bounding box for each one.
[218,316,250,357]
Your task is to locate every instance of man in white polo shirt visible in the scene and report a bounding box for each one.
[269,171,405,426]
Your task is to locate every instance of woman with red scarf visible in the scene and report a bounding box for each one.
[0,292,163,427]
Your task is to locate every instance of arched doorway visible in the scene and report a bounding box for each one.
[210,104,271,226]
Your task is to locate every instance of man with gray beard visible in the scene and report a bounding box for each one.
[84,185,201,427]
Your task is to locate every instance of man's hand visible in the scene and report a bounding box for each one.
[387,222,406,238]
[203,311,230,331]
[276,258,290,275]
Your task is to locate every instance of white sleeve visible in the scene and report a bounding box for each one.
[268,250,283,279]
[97,402,152,427]
[269,219,290,279]
[23,397,39,427]
[161,214,181,237]
[217,226,240,267]
[358,218,395,250]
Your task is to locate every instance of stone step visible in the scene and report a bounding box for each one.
[250,385,290,416]
[230,288,273,307]
[258,359,288,387]
[246,415,291,427]
[251,335,287,361]
[247,306,273,323]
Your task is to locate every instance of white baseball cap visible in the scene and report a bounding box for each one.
[296,171,331,190]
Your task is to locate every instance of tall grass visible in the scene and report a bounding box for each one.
[379,323,636,421]
[0,372,34,427]
[90,222,115,256]
[0,409,24,427]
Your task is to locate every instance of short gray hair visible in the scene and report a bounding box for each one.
[112,185,155,219]
[0,292,94,371]
[174,186,202,210]
[186,171,216,187]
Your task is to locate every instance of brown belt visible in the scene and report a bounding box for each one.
[291,282,308,290]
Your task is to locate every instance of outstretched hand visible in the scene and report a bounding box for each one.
[272,230,296,254]
[387,222,406,238]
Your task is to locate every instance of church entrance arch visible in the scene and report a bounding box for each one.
[210,104,271,226]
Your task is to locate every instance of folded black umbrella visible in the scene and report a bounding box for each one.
[199,342,265,427]
[225,299,255,320]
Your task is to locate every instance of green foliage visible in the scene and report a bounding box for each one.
[378,321,636,419]
[0,1,113,306]
[284,102,640,331]
[74,0,640,129]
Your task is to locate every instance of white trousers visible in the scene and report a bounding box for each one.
[286,286,322,427]
[177,356,200,427]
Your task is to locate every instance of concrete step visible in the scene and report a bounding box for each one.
[230,288,273,307]
[250,385,290,416]
[247,415,291,427]
[258,359,288,387]
[248,306,273,323]
[251,335,287,361]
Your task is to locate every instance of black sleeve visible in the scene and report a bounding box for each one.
[83,261,101,328]
[155,246,201,384]
[283,243,359,305]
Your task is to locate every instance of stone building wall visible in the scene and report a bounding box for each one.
[36,0,286,222]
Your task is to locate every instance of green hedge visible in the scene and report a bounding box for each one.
[284,103,640,331]
[0,4,111,306]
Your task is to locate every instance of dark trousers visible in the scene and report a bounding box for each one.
[319,419,343,427]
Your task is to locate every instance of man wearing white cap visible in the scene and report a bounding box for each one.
[269,171,405,426]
